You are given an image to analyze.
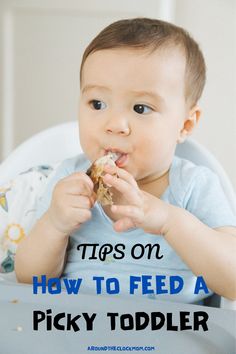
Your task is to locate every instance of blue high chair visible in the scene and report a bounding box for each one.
[0,121,235,309]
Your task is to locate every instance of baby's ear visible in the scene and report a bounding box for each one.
[177,105,201,143]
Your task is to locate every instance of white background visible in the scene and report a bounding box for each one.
[0,0,235,189]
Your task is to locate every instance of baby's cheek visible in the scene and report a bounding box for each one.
[80,126,95,153]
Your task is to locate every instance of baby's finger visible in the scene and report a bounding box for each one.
[67,195,95,209]
[72,208,92,224]
[103,174,141,205]
[64,177,94,197]
[103,164,137,188]
[113,217,136,232]
[65,172,94,190]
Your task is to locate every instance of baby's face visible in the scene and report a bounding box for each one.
[79,47,189,181]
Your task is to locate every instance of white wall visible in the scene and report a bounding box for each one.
[0,0,235,189]
[175,0,236,189]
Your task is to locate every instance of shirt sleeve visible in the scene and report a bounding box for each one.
[35,160,73,220]
[184,167,236,228]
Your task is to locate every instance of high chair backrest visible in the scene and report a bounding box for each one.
[0,121,82,185]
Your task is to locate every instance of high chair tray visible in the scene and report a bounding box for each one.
[0,281,235,354]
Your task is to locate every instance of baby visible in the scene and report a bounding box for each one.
[15,18,236,303]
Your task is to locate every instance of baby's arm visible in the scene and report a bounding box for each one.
[15,172,95,283]
[162,209,236,300]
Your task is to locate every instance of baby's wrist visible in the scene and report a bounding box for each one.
[42,211,70,241]
[160,204,181,236]
[143,197,176,236]
[161,204,187,236]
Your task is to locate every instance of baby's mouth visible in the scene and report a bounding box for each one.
[105,151,122,162]
[105,149,128,167]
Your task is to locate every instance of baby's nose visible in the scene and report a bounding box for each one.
[105,115,131,136]
[106,126,130,136]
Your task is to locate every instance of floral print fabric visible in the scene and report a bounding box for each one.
[0,165,56,273]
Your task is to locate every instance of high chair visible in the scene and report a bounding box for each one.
[0,121,235,309]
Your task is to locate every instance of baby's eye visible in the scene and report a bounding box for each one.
[89,100,107,110]
[133,104,152,114]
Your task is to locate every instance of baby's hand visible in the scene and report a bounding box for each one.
[46,172,95,236]
[103,165,171,235]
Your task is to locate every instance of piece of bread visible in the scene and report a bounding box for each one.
[86,152,118,206]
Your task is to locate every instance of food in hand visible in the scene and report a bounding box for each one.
[87,152,118,205]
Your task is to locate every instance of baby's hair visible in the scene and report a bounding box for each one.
[80,17,206,107]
